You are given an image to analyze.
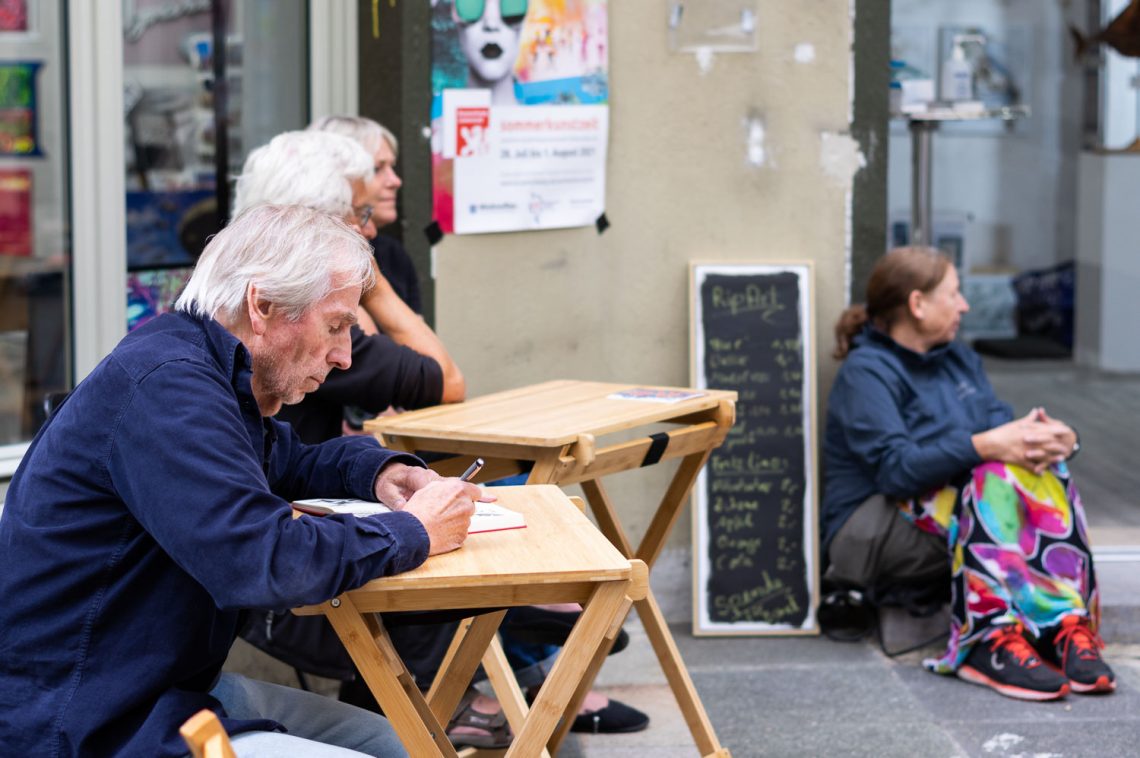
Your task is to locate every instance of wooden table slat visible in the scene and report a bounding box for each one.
[366,380,735,446]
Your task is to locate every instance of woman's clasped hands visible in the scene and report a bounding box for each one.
[972,407,1078,474]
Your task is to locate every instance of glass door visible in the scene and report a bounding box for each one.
[0,0,71,463]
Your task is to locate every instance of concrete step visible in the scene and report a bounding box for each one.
[1093,556,1140,644]
[1089,527,1140,643]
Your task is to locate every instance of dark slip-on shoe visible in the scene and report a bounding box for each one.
[571,697,650,734]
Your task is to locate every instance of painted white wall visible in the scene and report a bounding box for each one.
[888,0,1084,272]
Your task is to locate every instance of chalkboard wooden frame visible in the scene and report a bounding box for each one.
[689,262,820,636]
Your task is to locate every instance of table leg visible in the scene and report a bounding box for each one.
[507,580,628,758]
[526,446,570,484]
[638,448,714,568]
[578,449,729,757]
[909,118,937,247]
[481,636,552,758]
[426,611,509,728]
[546,593,633,754]
[634,589,726,757]
[324,597,457,757]
[578,477,635,557]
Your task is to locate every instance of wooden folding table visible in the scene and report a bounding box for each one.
[366,380,736,757]
[293,485,647,757]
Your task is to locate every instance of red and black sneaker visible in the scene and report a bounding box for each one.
[1053,615,1116,694]
[958,624,1070,701]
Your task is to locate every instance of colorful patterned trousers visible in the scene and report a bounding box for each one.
[898,461,1098,673]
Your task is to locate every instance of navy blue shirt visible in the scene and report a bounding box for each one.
[0,312,430,757]
[821,326,1013,550]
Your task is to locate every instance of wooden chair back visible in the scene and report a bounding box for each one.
[179,709,237,758]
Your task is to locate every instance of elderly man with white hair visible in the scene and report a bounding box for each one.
[0,205,481,757]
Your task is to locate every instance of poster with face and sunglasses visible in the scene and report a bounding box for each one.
[431,0,609,235]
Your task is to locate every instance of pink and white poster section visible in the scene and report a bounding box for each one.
[430,0,609,235]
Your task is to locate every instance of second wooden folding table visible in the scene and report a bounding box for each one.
[366,379,736,757]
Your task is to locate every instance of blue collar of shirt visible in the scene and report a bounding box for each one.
[171,310,275,460]
[175,310,252,389]
[168,309,261,405]
[854,323,954,367]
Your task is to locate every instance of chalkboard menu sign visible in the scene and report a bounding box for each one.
[690,263,819,635]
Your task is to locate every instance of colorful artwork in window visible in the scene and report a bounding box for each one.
[0,61,42,156]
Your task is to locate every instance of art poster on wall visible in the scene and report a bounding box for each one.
[430,0,609,235]
[0,168,31,255]
[0,61,42,156]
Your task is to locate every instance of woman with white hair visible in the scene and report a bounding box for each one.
[231,128,513,750]
[307,115,420,313]
[232,130,465,442]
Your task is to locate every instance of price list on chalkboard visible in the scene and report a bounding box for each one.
[692,264,817,634]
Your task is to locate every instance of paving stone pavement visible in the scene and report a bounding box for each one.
[226,556,1140,757]
[561,621,1140,758]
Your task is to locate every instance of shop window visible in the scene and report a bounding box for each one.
[121,0,308,330]
[0,0,71,453]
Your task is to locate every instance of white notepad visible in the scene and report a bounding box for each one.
[293,498,525,534]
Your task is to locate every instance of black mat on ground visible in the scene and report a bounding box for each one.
[972,336,1071,359]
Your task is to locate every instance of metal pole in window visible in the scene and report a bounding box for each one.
[212,0,230,227]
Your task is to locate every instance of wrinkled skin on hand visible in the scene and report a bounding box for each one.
[402,478,482,555]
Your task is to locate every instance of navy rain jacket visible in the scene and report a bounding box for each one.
[821,325,1013,550]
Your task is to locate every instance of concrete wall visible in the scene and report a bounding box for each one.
[432,2,860,561]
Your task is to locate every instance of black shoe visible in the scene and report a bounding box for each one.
[1053,615,1116,694]
[570,698,650,734]
[958,624,1070,701]
[818,588,875,642]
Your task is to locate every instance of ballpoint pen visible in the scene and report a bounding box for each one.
[459,457,485,482]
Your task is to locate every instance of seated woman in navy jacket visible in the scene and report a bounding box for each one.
[822,246,1113,701]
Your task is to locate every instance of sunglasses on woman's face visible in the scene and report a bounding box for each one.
[455,0,528,26]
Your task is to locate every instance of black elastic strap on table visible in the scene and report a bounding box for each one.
[641,432,670,467]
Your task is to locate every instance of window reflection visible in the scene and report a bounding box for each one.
[122,0,307,328]
[0,0,71,445]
